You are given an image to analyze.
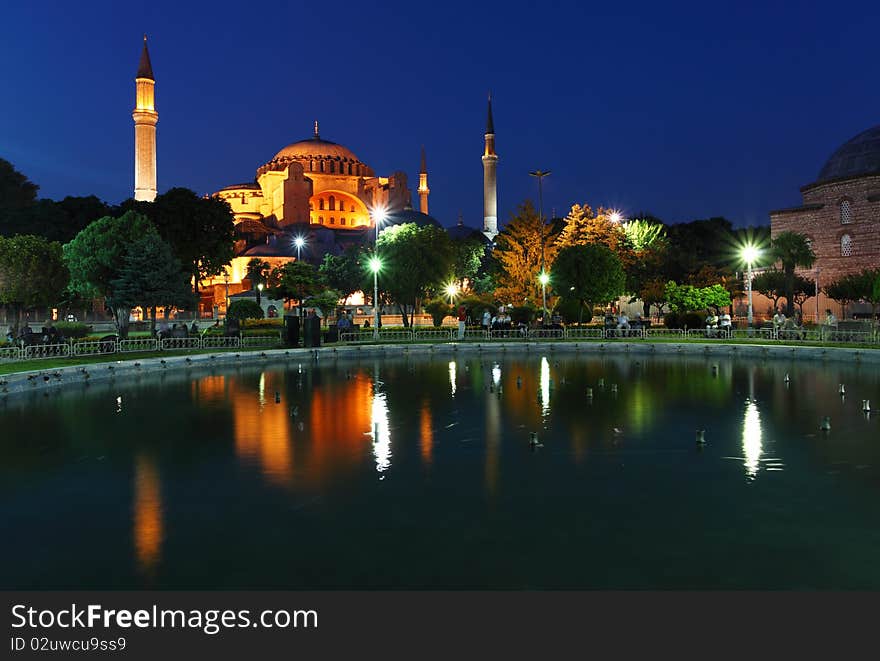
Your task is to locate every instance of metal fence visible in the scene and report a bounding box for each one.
[2,326,878,364]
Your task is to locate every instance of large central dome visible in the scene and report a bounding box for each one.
[817,125,880,183]
[274,137,360,162]
[258,123,373,177]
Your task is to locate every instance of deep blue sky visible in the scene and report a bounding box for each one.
[1,0,878,228]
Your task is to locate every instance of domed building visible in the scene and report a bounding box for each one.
[770,124,880,305]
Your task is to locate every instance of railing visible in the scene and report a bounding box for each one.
[24,343,70,359]
[202,336,241,349]
[72,340,118,356]
[241,334,283,347]
[2,325,878,365]
[118,338,159,353]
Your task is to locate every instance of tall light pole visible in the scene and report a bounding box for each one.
[814,267,822,323]
[294,235,305,261]
[742,245,759,330]
[371,207,387,338]
[529,169,551,323]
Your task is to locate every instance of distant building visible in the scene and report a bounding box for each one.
[770,125,880,311]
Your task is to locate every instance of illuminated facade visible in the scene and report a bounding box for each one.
[132,36,158,202]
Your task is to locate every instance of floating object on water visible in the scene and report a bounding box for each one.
[610,384,618,393]
[862,400,871,413]
[528,432,544,448]
[820,416,831,432]
[613,427,623,435]
[839,384,846,395]
[696,429,706,446]
[516,376,522,389]
[598,378,605,388]
[275,391,281,403]
[586,387,593,398]
[291,406,299,417]
[784,373,791,383]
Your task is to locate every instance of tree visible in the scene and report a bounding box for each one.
[556,203,624,252]
[450,238,485,288]
[622,218,667,253]
[306,289,342,325]
[131,188,235,293]
[790,274,817,319]
[226,299,264,322]
[0,158,39,231]
[826,269,880,322]
[665,282,731,313]
[751,268,787,311]
[553,244,626,324]
[319,245,364,303]
[770,231,816,316]
[110,232,195,336]
[269,261,323,315]
[494,201,559,306]
[0,235,69,332]
[245,259,271,289]
[64,211,156,338]
[375,223,454,327]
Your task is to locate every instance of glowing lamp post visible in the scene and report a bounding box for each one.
[294,235,305,261]
[538,271,550,325]
[369,256,382,338]
[529,170,551,323]
[370,207,387,339]
[445,282,458,306]
[257,282,264,307]
[609,210,623,224]
[741,245,759,329]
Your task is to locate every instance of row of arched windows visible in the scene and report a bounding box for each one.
[314,196,357,212]
[308,160,362,175]
[315,217,348,225]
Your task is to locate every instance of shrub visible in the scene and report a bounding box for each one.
[681,312,704,329]
[509,305,537,325]
[242,318,283,329]
[227,300,264,322]
[423,299,452,327]
[52,322,92,339]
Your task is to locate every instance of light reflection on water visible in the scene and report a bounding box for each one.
[2,353,880,589]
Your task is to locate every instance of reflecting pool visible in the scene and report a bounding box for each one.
[2,353,879,589]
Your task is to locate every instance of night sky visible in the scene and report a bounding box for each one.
[2,0,878,229]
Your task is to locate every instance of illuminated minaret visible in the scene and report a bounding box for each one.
[482,95,498,239]
[132,35,158,202]
[418,146,430,214]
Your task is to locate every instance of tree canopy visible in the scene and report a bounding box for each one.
[770,231,816,316]
[319,245,364,303]
[0,234,69,330]
[552,243,626,324]
[493,201,558,306]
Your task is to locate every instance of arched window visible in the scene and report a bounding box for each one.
[840,200,852,224]
[329,162,335,174]
[319,199,324,210]
[329,196,335,211]
[320,161,325,173]
[341,218,346,225]
[318,216,324,224]
[841,233,853,257]
[330,217,335,224]
[350,205,355,212]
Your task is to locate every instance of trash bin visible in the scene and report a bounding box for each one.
[325,324,339,344]
[303,315,321,348]
[284,315,300,347]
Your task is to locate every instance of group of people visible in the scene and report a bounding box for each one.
[336,310,354,330]
[481,308,515,332]
[157,320,200,339]
[704,311,733,336]
[4,324,65,347]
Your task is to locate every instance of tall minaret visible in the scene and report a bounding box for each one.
[132,35,158,202]
[418,146,430,214]
[482,95,498,239]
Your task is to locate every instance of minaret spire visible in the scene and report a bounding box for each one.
[482,94,498,239]
[418,146,430,214]
[133,35,158,201]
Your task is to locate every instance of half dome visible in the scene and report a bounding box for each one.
[817,125,880,183]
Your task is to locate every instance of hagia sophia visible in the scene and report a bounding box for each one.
[132,38,495,315]
[132,38,878,319]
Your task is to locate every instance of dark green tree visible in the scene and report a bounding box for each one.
[226,299,264,322]
[269,261,324,316]
[770,231,816,316]
[0,235,69,332]
[553,243,626,324]
[375,223,454,327]
[0,158,39,231]
[131,188,235,293]
[319,245,364,303]
[110,232,195,336]
[63,211,156,338]
[751,268,787,311]
[450,238,485,287]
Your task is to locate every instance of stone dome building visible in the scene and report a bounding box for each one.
[770,124,880,298]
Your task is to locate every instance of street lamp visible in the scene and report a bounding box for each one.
[529,169,551,322]
[445,282,458,306]
[609,210,623,224]
[370,206,388,337]
[538,271,550,324]
[369,256,382,338]
[223,269,229,317]
[294,235,306,261]
[814,267,822,323]
[257,282,264,307]
[742,244,759,329]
